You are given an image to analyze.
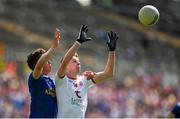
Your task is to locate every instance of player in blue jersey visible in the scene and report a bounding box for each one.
[26,28,60,118]
[168,102,180,118]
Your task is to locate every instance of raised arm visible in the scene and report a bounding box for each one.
[93,31,118,83]
[33,28,60,79]
[57,25,92,78]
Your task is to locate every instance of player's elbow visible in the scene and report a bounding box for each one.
[105,70,113,78]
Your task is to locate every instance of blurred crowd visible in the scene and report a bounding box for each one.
[0,61,179,118]
[87,72,180,118]
[0,62,29,118]
[0,0,180,118]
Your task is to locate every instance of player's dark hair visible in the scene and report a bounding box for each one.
[27,48,46,70]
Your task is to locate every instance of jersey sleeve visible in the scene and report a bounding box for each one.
[29,72,41,83]
[28,72,41,96]
[55,73,65,86]
[84,76,96,89]
[171,103,180,117]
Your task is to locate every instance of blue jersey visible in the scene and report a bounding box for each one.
[172,102,180,118]
[28,73,58,118]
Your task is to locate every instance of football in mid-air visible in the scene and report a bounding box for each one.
[138,5,160,26]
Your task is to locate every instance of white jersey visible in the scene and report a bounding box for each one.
[55,74,95,118]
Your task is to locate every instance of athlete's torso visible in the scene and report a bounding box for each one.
[28,73,57,118]
[55,75,94,118]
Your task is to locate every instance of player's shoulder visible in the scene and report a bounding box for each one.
[174,102,180,109]
[29,72,44,80]
[28,72,38,80]
[172,102,180,113]
[171,102,180,118]
[177,102,180,106]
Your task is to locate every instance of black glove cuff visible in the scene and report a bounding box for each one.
[76,39,83,44]
[109,48,115,51]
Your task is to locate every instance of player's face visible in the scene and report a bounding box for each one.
[67,56,81,74]
[43,60,52,75]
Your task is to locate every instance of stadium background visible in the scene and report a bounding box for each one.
[0,0,180,117]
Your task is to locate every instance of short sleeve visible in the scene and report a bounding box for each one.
[55,73,64,86]
[28,72,41,96]
[85,76,96,89]
[29,72,41,84]
[172,103,180,117]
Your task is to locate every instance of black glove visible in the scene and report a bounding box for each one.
[107,31,118,51]
[77,25,92,44]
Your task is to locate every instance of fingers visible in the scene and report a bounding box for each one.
[86,37,92,41]
[83,25,87,31]
[84,70,93,73]
[111,31,113,38]
[107,31,114,43]
[107,31,118,51]
[83,70,94,76]
[80,24,88,32]
[85,28,88,33]
[111,31,117,39]
[55,28,60,39]
[107,32,111,42]
[113,32,118,40]
[77,25,91,44]
[80,25,84,32]
[53,28,60,48]
[83,71,95,80]
[108,31,118,42]
[83,71,91,77]
[116,34,119,41]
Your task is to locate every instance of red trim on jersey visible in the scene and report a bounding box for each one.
[66,75,77,80]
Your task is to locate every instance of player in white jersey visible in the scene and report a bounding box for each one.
[55,25,118,118]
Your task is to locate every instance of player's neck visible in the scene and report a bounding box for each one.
[66,72,77,80]
[42,72,49,76]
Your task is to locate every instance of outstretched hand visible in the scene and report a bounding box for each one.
[77,25,92,44]
[53,28,60,48]
[107,31,118,51]
[83,70,96,80]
